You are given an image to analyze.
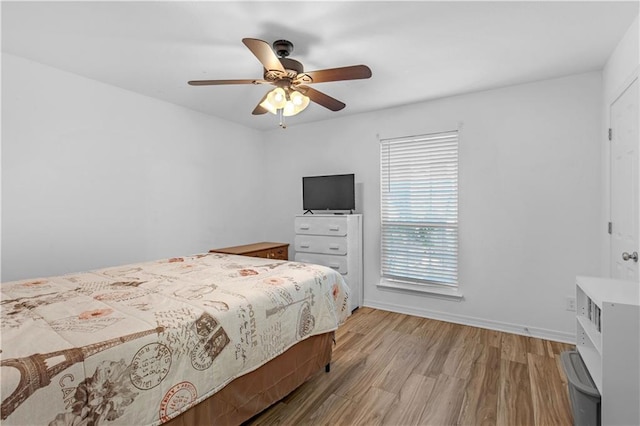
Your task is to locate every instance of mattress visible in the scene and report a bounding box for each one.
[0,252,350,425]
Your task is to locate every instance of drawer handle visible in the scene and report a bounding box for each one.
[329,244,340,250]
[300,244,310,248]
[329,226,340,231]
[329,264,340,269]
[299,225,310,230]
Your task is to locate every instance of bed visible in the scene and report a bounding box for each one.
[0,252,350,425]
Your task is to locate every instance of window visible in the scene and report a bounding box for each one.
[380,130,459,296]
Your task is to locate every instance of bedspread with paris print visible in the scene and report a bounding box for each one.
[0,253,350,425]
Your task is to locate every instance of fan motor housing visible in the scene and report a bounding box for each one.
[273,39,294,57]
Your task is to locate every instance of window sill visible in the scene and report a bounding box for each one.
[378,278,464,301]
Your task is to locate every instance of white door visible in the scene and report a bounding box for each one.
[610,78,639,280]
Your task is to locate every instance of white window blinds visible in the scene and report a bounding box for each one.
[380,131,459,287]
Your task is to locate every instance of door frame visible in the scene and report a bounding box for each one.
[607,68,640,278]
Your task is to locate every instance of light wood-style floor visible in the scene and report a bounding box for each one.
[247,307,575,426]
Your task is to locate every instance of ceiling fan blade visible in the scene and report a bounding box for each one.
[188,79,268,86]
[242,38,286,74]
[294,65,372,85]
[252,92,269,115]
[297,85,345,111]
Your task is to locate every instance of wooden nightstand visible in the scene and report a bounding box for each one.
[209,242,289,260]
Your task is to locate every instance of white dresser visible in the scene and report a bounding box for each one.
[294,214,362,311]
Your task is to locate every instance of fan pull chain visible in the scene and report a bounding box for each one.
[278,108,287,129]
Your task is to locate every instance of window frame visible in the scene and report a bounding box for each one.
[379,129,462,299]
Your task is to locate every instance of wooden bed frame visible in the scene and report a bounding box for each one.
[163,332,333,425]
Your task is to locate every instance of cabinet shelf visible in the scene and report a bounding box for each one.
[576,315,602,355]
[576,341,603,393]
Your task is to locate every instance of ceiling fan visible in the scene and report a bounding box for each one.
[188,38,372,127]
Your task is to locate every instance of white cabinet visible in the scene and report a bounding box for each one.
[295,214,362,311]
[575,276,639,426]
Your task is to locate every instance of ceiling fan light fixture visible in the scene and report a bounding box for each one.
[261,88,310,117]
[290,90,309,108]
[262,87,287,113]
[283,102,298,117]
[283,90,310,117]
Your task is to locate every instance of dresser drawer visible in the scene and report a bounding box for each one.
[210,242,288,261]
[247,247,288,260]
[268,246,288,260]
[294,217,347,236]
[294,235,347,255]
[295,252,348,274]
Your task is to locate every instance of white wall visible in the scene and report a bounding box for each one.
[1,53,267,281]
[262,72,603,342]
[600,16,639,275]
[0,53,610,341]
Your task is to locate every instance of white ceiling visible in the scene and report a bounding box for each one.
[2,1,638,130]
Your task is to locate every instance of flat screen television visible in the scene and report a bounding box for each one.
[302,173,355,212]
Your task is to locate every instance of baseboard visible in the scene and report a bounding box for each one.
[363,299,576,344]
